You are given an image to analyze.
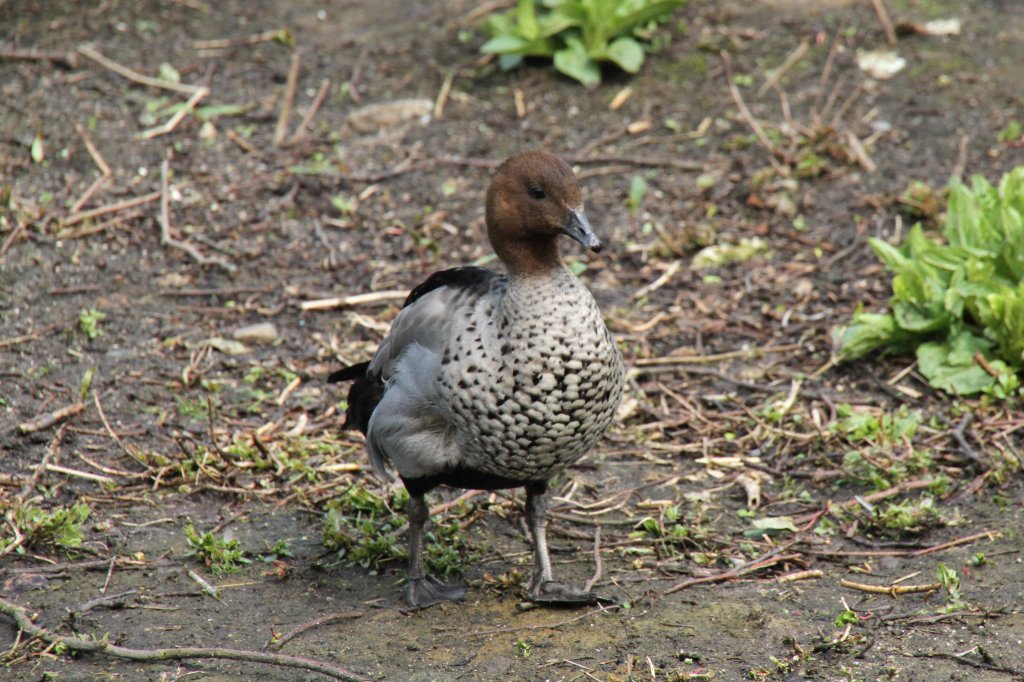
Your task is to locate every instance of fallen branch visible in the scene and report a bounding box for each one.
[63,191,161,227]
[18,403,84,435]
[664,544,798,595]
[720,50,788,175]
[912,530,999,557]
[274,49,301,146]
[0,324,60,350]
[77,44,202,95]
[139,86,209,140]
[158,156,236,272]
[777,569,823,584]
[869,0,897,45]
[75,123,112,176]
[287,77,331,146]
[193,29,292,51]
[0,596,368,681]
[300,290,409,310]
[836,478,939,510]
[950,413,980,463]
[265,611,364,651]
[839,579,940,597]
[758,38,809,96]
[0,45,79,68]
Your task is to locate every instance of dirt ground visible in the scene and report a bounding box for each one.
[2,0,1024,680]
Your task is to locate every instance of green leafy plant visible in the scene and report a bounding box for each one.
[838,167,1024,398]
[834,608,858,627]
[936,562,966,612]
[78,308,106,340]
[184,524,251,575]
[323,483,479,576]
[6,503,90,552]
[481,0,686,86]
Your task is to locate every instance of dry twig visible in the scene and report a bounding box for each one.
[18,403,84,435]
[274,49,302,146]
[0,45,79,68]
[265,611,364,651]
[869,0,897,45]
[0,597,368,681]
[288,77,331,145]
[63,191,161,227]
[301,290,409,311]
[140,86,209,140]
[839,579,940,596]
[158,155,236,272]
[664,544,799,595]
[77,44,201,94]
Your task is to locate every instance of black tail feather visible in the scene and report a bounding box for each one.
[328,361,371,384]
[328,361,383,435]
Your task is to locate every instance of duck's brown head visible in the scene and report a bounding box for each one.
[485,150,600,275]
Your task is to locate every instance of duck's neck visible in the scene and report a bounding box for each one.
[493,237,563,278]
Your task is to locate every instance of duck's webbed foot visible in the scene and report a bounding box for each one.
[524,483,615,607]
[528,579,610,605]
[405,493,466,609]
[407,575,467,609]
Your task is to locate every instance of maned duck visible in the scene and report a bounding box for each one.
[330,150,624,608]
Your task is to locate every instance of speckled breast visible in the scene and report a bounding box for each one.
[439,269,624,482]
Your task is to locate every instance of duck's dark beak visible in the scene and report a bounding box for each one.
[561,209,602,253]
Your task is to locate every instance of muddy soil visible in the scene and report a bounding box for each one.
[2,0,1024,680]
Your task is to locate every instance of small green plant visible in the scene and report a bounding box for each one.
[6,503,90,552]
[997,119,1021,144]
[323,483,480,576]
[936,562,966,612]
[630,503,693,556]
[838,167,1024,398]
[262,538,294,561]
[627,175,648,213]
[323,484,406,568]
[183,524,251,575]
[872,497,943,534]
[481,0,687,86]
[830,403,921,445]
[78,308,106,340]
[834,608,858,627]
[515,638,533,658]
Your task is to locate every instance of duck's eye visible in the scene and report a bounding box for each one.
[528,186,546,200]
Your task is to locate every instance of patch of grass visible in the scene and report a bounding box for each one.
[322,483,481,576]
[936,562,966,612]
[261,538,294,561]
[997,119,1021,143]
[4,502,90,553]
[629,503,698,557]
[481,0,687,86]
[323,484,407,571]
[838,166,1024,398]
[78,308,106,340]
[175,395,210,420]
[183,523,251,575]
[827,404,943,492]
[871,497,945,534]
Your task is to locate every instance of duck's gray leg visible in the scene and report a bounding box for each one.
[525,483,604,604]
[405,493,466,608]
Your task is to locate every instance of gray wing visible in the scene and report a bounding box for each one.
[362,268,504,480]
[368,267,503,380]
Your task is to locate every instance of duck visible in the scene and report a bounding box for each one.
[329,150,624,608]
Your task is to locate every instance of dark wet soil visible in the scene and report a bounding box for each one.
[2,0,1024,680]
